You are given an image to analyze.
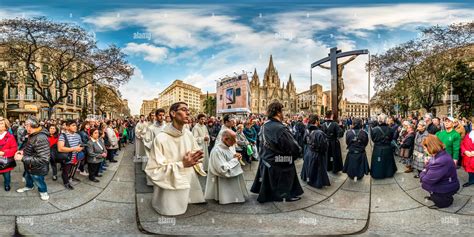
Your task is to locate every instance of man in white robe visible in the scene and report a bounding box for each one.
[192,114,210,170]
[205,130,248,204]
[143,108,166,185]
[215,114,236,153]
[135,115,148,163]
[145,102,205,216]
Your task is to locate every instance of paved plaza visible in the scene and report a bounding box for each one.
[0,143,473,235]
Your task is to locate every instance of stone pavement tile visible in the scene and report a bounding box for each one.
[457,197,474,215]
[17,200,140,235]
[303,175,346,197]
[0,216,15,236]
[273,187,327,212]
[341,175,370,193]
[365,207,474,235]
[205,194,280,214]
[371,183,423,213]
[394,172,422,191]
[96,180,135,203]
[0,196,59,215]
[406,187,471,213]
[140,209,366,235]
[135,171,153,194]
[136,193,207,223]
[305,189,370,220]
[80,166,117,189]
[49,183,102,210]
[459,186,474,196]
[371,177,396,185]
[113,163,136,182]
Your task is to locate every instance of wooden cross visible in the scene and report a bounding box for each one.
[311,47,368,120]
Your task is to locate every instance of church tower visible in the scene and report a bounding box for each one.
[263,55,280,89]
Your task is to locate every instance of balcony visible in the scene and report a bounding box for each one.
[7,94,20,100]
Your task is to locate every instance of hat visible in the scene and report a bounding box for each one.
[445,116,455,122]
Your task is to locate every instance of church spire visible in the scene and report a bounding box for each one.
[268,54,275,71]
[251,68,260,87]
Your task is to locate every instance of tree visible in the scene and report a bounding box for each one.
[0,17,134,118]
[203,95,216,116]
[370,22,473,114]
[95,84,125,117]
[443,61,474,118]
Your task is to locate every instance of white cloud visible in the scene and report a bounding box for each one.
[119,66,163,115]
[123,43,168,63]
[84,3,473,113]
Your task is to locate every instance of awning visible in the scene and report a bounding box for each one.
[217,108,251,114]
[7,109,38,113]
[56,112,79,115]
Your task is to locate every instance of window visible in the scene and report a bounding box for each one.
[236,88,241,96]
[220,95,223,100]
[42,64,49,73]
[56,80,61,88]
[42,88,50,100]
[76,95,82,106]
[67,93,73,104]
[8,86,18,99]
[42,74,49,84]
[25,87,35,100]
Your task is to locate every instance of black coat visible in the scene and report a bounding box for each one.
[22,129,50,176]
[370,124,397,179]
[250,118,303,202]
[343,128,370,179]
[301,125,330,188]
[294,121,306,155]
[321,120,344,173]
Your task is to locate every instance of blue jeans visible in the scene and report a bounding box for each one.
[469,173,474,184]
[2,172,11,186]
[25,172,48,193]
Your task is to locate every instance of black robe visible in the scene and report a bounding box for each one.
[370,124,397,179]
[343,128,370,179]
[301,125,330,189]
[321,120,344,173]
[250,118,304,203]
[293,121,306,157]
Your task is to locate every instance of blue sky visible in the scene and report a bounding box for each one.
[1,0,473,114]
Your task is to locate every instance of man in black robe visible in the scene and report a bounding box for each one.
[301,114,330,189]
[370,114,397,179]
[251,102,303,203]
[293,116,306,158]
[321,111,344,174]
[343,118,369,181]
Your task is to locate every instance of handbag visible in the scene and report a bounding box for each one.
[55,133,72,163]
[246,144,254,156]
[0,157,16,170]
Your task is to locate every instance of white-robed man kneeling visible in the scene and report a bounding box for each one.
[145,102,205,216]
[205,129,248,204]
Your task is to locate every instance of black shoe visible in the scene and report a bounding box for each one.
[462,182,472,188]
[89,179,100,183]
[52,175,57,181]
[109,160,118,163]
[428,205,439,209]
[424,196,432,201]
[96,174,103,177]
[414,174,420,178]
[286,197,302,202]
[4,185,10,191]
[64,183,74,190]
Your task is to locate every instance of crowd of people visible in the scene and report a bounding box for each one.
[1,102,472,213]
[137,101,473,216]
[0,116,138,201]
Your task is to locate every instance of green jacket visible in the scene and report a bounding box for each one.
[436,129,461,160]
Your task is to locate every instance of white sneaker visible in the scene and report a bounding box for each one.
[79,171,89,176]
[22,177,26,183]
[16,187,34,193]
[40,192,49,201]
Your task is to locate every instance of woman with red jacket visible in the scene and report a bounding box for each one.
[48,125,60,181]
[461,130,474,187]
[0,117,18,191]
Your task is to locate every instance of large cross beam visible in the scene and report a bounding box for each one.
[311,47,368,121]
